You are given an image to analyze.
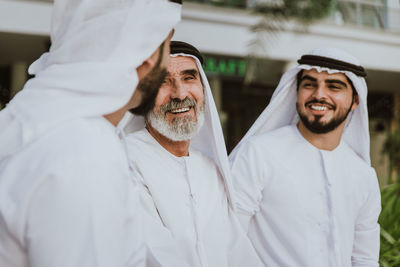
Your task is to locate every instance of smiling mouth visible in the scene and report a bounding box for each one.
[309,105,329,111]
[169,107,191,114]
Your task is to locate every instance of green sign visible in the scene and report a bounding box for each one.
[203,55,246,78]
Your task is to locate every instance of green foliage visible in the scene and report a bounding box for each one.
[379,183,400,266]
[380,129,400,265]
[187,0,336,20]
[253,0,336,23]
[382,129,400,181]
[187,0,247,8]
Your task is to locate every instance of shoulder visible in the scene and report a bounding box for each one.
[41,117,129,181]
[125,129,168,167]
[189,149,221,180]
[341,142,377,178]
[50,117,122,157]
[0,117,131,239]
[125,128,149,145]
[3,116,129,189]
[248,125,298,149]
[189,149,226,190]
[233,125,299,162]
[5,117,128,187]
[190,149,222,179]
[125,128,158,156]
[4,116,124,172]
[190,149,216,166]
[339,142,379,193]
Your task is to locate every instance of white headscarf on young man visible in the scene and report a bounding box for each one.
[0,0,181,160]
[123,52,236,204]
[230,47,371,165]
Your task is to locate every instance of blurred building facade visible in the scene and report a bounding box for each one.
[1,0,400,183]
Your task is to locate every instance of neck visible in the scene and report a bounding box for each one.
[104,106,128,127]
[103,69,142,127]
[297,121,345,151]
[146,123,190,157]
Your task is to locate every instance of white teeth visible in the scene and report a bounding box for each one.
[310,105,328,111]
[170,107,190,114]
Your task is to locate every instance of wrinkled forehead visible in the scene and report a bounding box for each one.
[167,55,200,74]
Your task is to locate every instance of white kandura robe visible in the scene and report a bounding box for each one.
[126,128,262,267]
[0,117,145,267]
[230,125,381,267]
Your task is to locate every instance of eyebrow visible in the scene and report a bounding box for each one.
[300,75,348,88]
[299,75,317,83]
[325,79,348,88]
[181,69,199,77]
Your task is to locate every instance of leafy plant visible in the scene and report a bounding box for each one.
[380,129,400,265]
[252,0,335,22]
[382,129,400,183]
[379,183,400,266]
[243,0,336,85]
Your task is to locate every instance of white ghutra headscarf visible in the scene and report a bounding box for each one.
[0,0,181,160]
[123,41,236,205]
[230,47,371,165]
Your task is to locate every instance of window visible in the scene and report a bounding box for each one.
[0,66,10,110]
[336,0,388,29]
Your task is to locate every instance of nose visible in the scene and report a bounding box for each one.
[312,83,328,100]
[170,80,188,100]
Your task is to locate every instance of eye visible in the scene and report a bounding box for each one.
[161,77,170,85]
[184,75,196,81]
[328,84,342,90]
[302,82,315,89]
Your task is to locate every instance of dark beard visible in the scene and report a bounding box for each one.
[130,41,167,116]
[296,98,354,134]
[130,66,167,116]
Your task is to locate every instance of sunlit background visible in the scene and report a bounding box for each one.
[1,0,400,264]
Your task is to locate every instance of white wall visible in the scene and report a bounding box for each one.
[0,0,51,35]
[2,0,400,73]
[174,3,400,72]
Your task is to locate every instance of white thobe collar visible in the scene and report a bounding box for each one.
[292,124,345,155]
[138,127,194,162]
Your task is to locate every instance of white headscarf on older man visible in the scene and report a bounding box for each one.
[121,41,262,267]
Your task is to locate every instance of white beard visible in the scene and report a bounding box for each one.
[147,105,205,142]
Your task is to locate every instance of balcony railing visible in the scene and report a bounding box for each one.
[333,0,400,31]
[187,0,400,32]
[187,0,247,8]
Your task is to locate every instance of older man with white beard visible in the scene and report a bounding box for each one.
[124,41,261,267]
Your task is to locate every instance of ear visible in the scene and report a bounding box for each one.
[136,47,160,80]
[351,94,359,111]
[145,47,160,69]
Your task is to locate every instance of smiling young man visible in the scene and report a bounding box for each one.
[230,48,381,267]
[295,68,359,150]
[124,41,261,267]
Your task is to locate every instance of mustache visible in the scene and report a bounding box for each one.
[305,99,336,110]
[161,97,197,114]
